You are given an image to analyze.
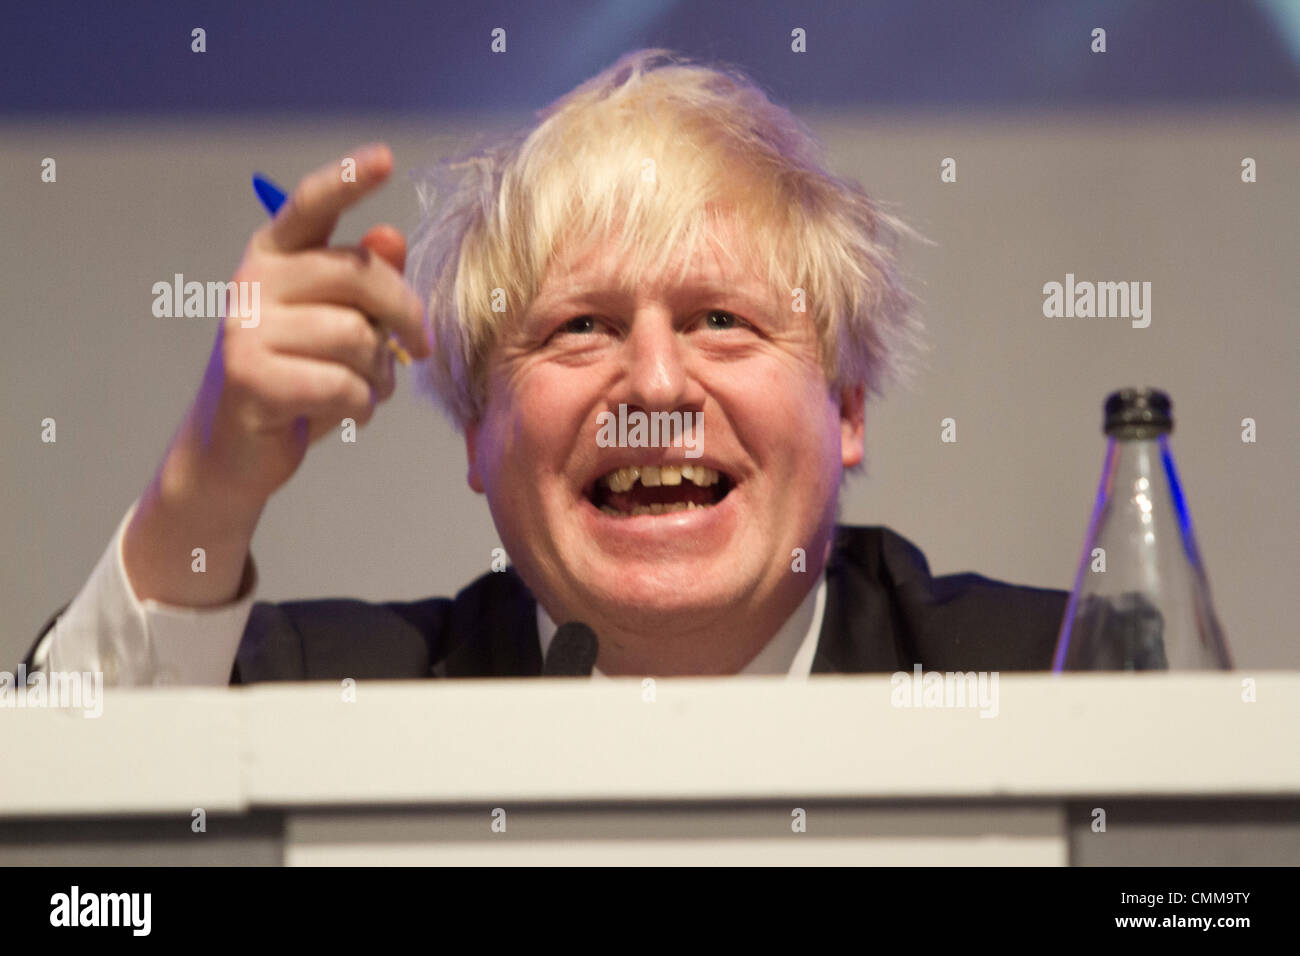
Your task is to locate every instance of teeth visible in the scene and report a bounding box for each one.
[599,465,719,490]
[636,502,693,517]
[604,466,640,493]
[599,501,706,518]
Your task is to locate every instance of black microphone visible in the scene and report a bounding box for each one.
[543,621,599,676]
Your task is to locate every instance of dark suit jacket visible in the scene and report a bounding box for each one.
[28,525,1067,681]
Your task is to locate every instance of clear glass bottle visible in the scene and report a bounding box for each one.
[1053,388,1232,671]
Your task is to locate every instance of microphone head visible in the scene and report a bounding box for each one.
[543,621,599,676]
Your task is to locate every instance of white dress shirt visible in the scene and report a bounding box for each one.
[30,501,258,686]
[33,500,826,683]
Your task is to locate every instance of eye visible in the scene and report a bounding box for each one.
[557,315,598,336]
[702,309,747,331]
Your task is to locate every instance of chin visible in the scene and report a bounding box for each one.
[574,564,753,622]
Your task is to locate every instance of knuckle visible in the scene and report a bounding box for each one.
[348,314,379,356]
[336,245,370,280]
[325,364,356,404]
[302,364,349,406]
[338,383,373,427]
[221,344,258,394]
[282,185,309,222]
[353,395,376,426]
[328,264,362,310]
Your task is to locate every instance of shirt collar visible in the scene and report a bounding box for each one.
[535,576,826,678]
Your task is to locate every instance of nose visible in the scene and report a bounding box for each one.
[619,305,701,412]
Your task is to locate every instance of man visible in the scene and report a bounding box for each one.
[25,49,1065,683]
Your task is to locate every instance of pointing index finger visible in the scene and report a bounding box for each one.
[261,144,395,253]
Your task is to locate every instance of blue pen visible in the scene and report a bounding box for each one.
[251,172,411,365]
[252,173,287,216]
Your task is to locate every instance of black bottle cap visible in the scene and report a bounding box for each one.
[1104,387,1173,437]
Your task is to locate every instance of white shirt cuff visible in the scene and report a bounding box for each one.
[33,499,258,686]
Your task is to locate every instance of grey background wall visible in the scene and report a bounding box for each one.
[2,0,1298,668]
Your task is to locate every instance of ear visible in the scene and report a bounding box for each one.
[464,421,485,494]
[838,384,865,469]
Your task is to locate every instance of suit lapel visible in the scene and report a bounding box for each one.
[811,526,909,674]
[434,568,543,678]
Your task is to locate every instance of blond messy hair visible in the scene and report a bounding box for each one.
[409,48,918,430]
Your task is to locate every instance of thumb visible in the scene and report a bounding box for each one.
[359,224,407,274]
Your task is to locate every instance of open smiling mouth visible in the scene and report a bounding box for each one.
[586,465,734,517]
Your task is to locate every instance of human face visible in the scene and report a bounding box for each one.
[465,218,865,673]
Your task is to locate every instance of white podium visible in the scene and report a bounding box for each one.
[2,675,1297,865]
